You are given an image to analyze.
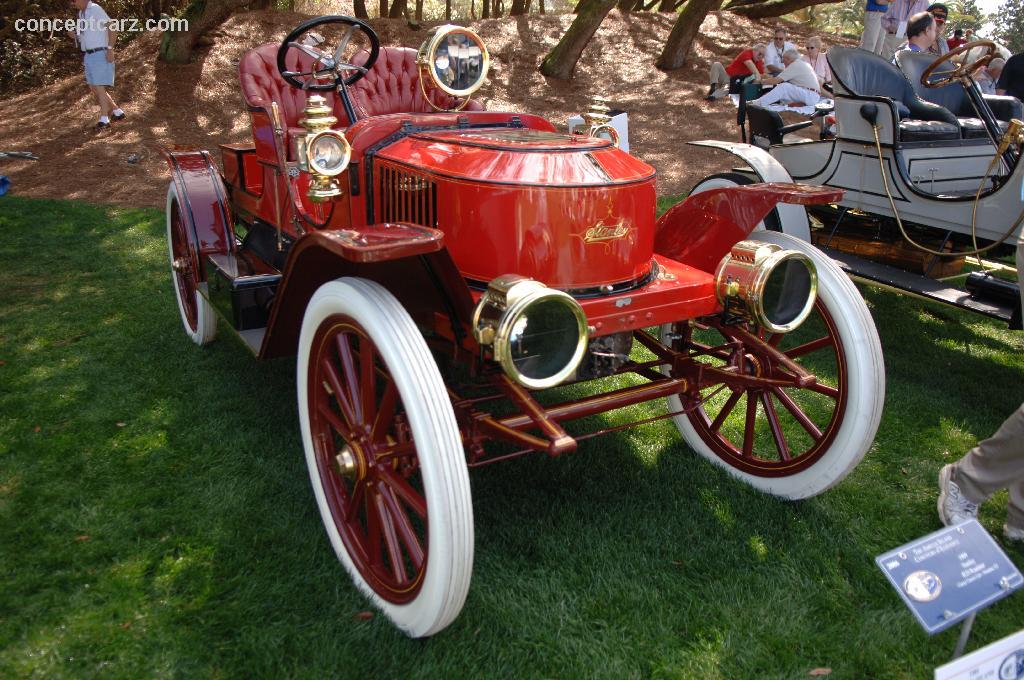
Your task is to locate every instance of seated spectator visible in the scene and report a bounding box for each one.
[765,27,797,75]
[751,48,821,108]
[860,0,890,55]
[976,58,1004,95]
[803,36,832,86]
[926,3,949,55]
[893,11,938,62]
[706,44,766,100]
[947,27,966,51]
[997,51,1024,100]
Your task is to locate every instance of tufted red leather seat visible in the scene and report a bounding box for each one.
[238,43,485,160]
[348,46,484,118]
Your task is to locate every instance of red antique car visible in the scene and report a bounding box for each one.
[163,16,886,637]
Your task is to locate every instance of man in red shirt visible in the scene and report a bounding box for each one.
[707,44,767,100]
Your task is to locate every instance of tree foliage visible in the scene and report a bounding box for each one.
[994,0,1024,50]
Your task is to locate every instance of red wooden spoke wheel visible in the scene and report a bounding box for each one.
[665,231,885,499]
[297,277,472,638]
[308,315,429,602]
[681,299,846,475]
[164,183,217,345]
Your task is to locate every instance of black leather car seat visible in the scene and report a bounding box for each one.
[746,104,814,149]
[895,49,1022,139]
[827,46,961,142]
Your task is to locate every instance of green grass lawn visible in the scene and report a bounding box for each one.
[2,195,1023,678]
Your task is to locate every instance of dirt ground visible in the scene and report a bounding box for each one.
[0,11,854,208]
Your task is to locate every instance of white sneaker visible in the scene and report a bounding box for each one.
[937,464,979,526]
[1004,524,1024,542]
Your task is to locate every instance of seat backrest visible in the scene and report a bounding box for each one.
[239,44,350,128]
[827,46,917,103]
[745,104,785,148]
[347,46,484,118]
[894,50,969,116]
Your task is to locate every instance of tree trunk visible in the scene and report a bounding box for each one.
[446,0,452,19]
[483,0,491,17]
[379,0,388,17]
[656,0,722,70]
[159,0,250,64]
[656,0,676,10]
[539,0,545,13]
[540,0,618,79]
[353,0,369,18]
[731,0,841,17]
[415,0,423,22]
[389,0,407,18]
[511,0,528,15]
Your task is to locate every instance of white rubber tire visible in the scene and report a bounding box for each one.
[666,231,885,499]
[296,277,473,638]
[166,182,217,346]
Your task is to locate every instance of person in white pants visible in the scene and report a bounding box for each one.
[751,49,821,108]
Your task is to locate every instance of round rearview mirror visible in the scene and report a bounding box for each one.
[417,25,489,100]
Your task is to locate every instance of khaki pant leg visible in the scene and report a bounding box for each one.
[953,402,1024,525]
[882,32,901,62]
[709,62,729,89]
[861,13,885,55]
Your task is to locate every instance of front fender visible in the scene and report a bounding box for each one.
[655,183,843,274]
[260,224,475,359]
[689,140,812,241]
[161,147,235,274]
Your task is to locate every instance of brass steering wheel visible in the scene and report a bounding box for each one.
[921,39,997,88]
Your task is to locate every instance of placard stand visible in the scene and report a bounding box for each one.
[952,611,975,659]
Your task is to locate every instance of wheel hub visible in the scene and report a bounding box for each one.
[334,443,366,480]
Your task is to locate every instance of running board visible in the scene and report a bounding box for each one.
[818,246,1021,327]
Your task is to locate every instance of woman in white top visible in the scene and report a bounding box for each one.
[802,36,832,87]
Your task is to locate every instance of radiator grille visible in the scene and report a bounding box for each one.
[376,163,438,228]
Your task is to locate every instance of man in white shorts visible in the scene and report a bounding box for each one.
[750,49,821,108]
[73,0,126,131]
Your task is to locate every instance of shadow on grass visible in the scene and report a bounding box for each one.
[1,196,1022,678]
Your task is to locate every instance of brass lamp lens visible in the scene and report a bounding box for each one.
[761,257,814,329]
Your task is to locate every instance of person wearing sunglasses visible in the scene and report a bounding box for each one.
[803,36,831,86]
[925,3,950,55]
[764,27,796,76]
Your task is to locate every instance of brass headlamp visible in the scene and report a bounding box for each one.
[416,25,490,112]
[472,275,588,390]
[297,94,351,202]
[714,240,818,333]
[580,96,620,146]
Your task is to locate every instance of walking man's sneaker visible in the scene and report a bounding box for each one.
[937,464,979,525]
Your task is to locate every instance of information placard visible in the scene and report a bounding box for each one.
[875,520,1023,635]
[934,628,1024,679]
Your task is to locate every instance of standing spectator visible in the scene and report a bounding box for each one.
[803,36,832,86]
[976,58,1004,95]
[937,402,1024,542]
[861,0,890,55]
[947,27,966,50]
[764,27,797,76]
[997,52,1024,100]
[706,44,766,101]
[751,49,822,108]
[882,0,929,61]
[72,0,125,131]
[925,3,950,55]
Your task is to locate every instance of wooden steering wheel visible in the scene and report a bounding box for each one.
[921,39,997,88]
